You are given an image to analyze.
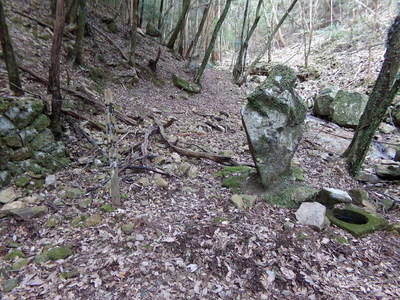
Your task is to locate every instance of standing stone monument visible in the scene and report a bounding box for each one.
[241,65,307,189]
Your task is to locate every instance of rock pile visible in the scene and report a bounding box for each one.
[0,97,69,187]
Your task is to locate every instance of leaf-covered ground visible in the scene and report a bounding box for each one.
[1,1,399,299]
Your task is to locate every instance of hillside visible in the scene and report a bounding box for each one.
[0,1,399,299]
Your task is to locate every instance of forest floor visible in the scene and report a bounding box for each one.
[1,1,400,299]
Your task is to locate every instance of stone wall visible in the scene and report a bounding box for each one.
[0,97,69,188]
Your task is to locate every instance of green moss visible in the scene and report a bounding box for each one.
[30,114,50,132]
[220,166,251,177]
[221,175,246,194]
[34,254,50,264]
[100,203,114,213]
[172,74,201,93]
[60,269,79,279]
[333,236,349,244]
[15,175,31,187]
[327,206,388,236]
[213,217,229,224]
[4,250,25,261]
[12,258,30,270]
[46,246,73,260]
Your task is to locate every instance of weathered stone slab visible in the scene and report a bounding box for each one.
[241,65,307,188]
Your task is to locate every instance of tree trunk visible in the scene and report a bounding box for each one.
[236,0,299,86]
[232,0,250,80]
[233,0,263,82]
[73,0,86,66]
[166,0,190,50]
[65,0,78,25]
[129,0,138,66]
[195,0,231,84]
[0,0,23,96]
[49,0,65,139]
[158,0,164,29]
[139,0,144,27]
[185,0,212,59]
[343,14,400,176]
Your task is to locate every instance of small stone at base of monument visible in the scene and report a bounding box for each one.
[295,202,327,229]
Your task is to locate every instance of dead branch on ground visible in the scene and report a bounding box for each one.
[155,120,239,166]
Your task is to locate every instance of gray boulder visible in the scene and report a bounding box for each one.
[375,162,400,180]
[313,86,339,117]
[330,91,368,128]
[295,202,327,229]
[315,187,352,208]
[241,65,307,188]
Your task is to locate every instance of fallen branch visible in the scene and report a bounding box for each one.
[155,120,239,166]
[62,108,106,132]
[11,9,75,39]
[65,115,104,154]
[17,63,138,126]
[89,24,129,62]
[141,125,158,167]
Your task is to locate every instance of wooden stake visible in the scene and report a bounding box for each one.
[105,89,122,207]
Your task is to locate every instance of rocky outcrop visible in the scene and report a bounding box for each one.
[241,65,307,188]
[0,97,69,187]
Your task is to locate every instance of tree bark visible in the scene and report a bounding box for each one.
[166,0,190,50]
[233,0,263,83]
[129,0,138,66]
[0,0,23,96]
[195,0,231,84]
[49,0,65,139]
[185,0,212,59]
[343,15,400,176]
[73,0,86,66]
[236,0,299,86]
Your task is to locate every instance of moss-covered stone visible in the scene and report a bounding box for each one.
[30,129,56,152]
[46,216,58,227]
[46,246,73,260]
[84,214,102,227]
[21,160,46,174]
[10,147,32,161]
[219,166,251,177]
[4,134,22,148]
[0,117,18,137]
[291,163,305,181]
[172,74,201,93]
[12,258,30,270]
[2,277,19,292]
[4,250,25,261]
[100,203,114,213]
[34,254,50,264]
[222,175,246,194]
[78,198,92,208]
[71,216,83,226]
[5,99,44,129]
[15,175,31,187]
[29,114,50,133]
[60,269,79,279]
[0,170,11,186]
[121,223,134,235]
[65,188,85,199]
[264,183,317,208]
[327,206,388,236]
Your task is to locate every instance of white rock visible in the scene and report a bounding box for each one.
[45,175,56,186]
[295,202,327,229]
[1,201,26,210]
[0,187,17,204]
